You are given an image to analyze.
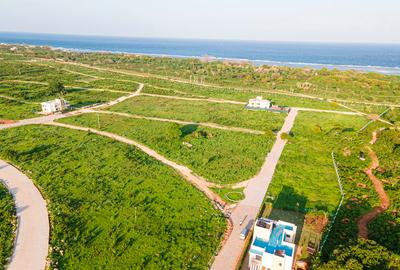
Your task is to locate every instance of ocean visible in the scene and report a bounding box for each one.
[1,32,400,75]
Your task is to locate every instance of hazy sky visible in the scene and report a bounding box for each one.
[1,0,399,43]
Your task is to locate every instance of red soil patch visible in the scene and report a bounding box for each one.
[357,148,390,239]
[0,119,16,124]
[357,183,367,188]
[305,214,328,233]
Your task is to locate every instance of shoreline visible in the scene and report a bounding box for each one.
[1,42,400,75]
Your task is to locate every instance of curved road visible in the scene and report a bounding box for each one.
[0,160,49,270]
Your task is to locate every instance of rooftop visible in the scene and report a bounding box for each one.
[253,223,294,257]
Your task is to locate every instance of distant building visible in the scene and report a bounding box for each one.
[247,96,272,109]
[41,99,69,114]
[248,218,297,270]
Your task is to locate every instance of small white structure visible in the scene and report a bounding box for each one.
[248,218,297,270]
[41,99,69,114]
[247,96,272,109]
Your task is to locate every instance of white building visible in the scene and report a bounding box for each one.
[247,96,272,109]
[41,99,69,114]
[248,218,297,270]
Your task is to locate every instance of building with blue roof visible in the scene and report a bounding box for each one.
[248,218,297,270]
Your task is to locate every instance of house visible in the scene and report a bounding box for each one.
[248,218,297,270]
[41,99,69,114]
[247,96,272,109]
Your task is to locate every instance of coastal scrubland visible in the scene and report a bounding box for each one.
[0,183,15,269]
[2,45,398,105]
[0,125,226,269]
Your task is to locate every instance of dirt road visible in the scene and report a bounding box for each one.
[357,147,390,239]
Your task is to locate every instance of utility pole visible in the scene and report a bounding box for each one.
[97,113,101,129]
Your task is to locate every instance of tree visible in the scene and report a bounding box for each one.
[315,239,400,270]
[48,80,66,97]
[280,132,289,140]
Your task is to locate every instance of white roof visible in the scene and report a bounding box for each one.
[41,99,65,106]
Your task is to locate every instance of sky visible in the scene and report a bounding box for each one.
[1,0,399,43]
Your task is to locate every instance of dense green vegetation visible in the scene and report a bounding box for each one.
[314,239,400,269]
[268,111,400,267]
[0,97,38,120]
[59,113,275,183]
[0,183,15,269]
[0,125,226,269]
[105,95,286,131]
[322,126,400,261]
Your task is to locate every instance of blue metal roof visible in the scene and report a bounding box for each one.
[252,224,293,257]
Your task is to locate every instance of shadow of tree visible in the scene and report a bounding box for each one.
[180,124,198,138]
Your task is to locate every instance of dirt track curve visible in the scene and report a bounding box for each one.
[357,146,390,239]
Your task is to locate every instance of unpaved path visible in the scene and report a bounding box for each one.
[91,110,265,135]
[357,147,390,239]
[91,83,143,109]
[0,161,49,270]
[369,128,386,145]
[47,121,225,206]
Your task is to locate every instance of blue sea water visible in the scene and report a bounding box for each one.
[1,32,400,75]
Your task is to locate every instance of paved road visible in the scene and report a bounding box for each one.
[0,161,49,270]
[211,109,298,270]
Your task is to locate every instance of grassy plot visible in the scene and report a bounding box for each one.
[0,98,39,120]
[58,113,276,184]
[0,183,15,270]
[210,187,245,203]
[0,82,124,116]
[63,88,123,108]
[105,95,286,131]
[142,85,348,112]
[0,125,226,269]
[267,112,368,213]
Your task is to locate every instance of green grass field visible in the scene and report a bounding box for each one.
[0,125,226,269]
[58,113,276,184]
[267,112,369,213]
[105,95,286,131]
[0,97,39,120]
[0,183,15,270]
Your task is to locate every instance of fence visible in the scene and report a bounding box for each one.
[319,152,345,251]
